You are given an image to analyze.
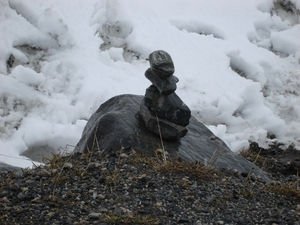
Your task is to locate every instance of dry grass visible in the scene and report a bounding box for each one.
[239,148,268,168]
[239,146,300,199]
[104,168,124,185]
[128,152,216,181]
[127,152,156,165]
[48,152,74,201]
[104,213,160,224]
[265,182,300,198]
[154,159,216,180]
[44,152,67,169]
[44,127,103,201]
[155,113,167,163]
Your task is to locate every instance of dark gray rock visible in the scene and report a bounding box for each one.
[145,69,178,95]
[140,101,188,139]
[142,50,190,140]
[0,162,22,173]
[74,94,270,182]
[144,85,191,126]
[149,50,175,78]
[21,145,58,163]
[6,54,15,68]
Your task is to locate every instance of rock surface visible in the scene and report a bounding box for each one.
[75,94,269,182]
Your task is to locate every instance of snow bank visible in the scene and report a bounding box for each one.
[0,0,299,168]
[271,24,300,58]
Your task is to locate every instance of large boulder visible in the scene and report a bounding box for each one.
[75,94,269,182]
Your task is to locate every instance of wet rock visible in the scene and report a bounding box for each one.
[143,85,190,126]
[145,69,178,95]
[140,102,188,139]
[149,50,175,78]
[0,162,22,174]
[74,94,269,182]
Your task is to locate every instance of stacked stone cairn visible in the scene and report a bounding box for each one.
[140,50,191,140]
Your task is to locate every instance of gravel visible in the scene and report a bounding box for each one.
[0,143,299,225]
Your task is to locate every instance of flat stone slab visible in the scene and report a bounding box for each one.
[143,85,190,126]
[140,100,188,139]
[75,94,269,182]
[145,69,178,95]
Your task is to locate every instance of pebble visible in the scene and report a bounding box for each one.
[120,153,129,158]
[0,146,299,224]
[88,212,101,219]
[97,194,105,199]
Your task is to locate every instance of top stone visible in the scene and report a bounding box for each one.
[149,50,175,78]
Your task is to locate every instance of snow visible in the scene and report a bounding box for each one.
[271,24,300,57]
[0,0,299,168]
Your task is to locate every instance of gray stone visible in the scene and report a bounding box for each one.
[140,101,188,139]
[74,94,270,182]
[88,212,101,219]
[0,162,22,173]
[145,69,178,95]
[142,50,190,139]
[6,54,15,68]
[144,85,191,126]
[149,50,175,78]
[21,145,58,163]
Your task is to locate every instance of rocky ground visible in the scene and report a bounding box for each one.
[0,142,300,225]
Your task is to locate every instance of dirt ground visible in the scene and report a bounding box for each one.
[241,142,300,177]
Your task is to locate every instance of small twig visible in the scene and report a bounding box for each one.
[207,140,224,167]
[297,170,299,190]
[208,148,218,165]
[155,113,167,164]
[51,152,73,199]
[253,147,263,164]
[246,147,264,181]
[250,158,267,192]
[82,125,99,176]
[209,148,224,167]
